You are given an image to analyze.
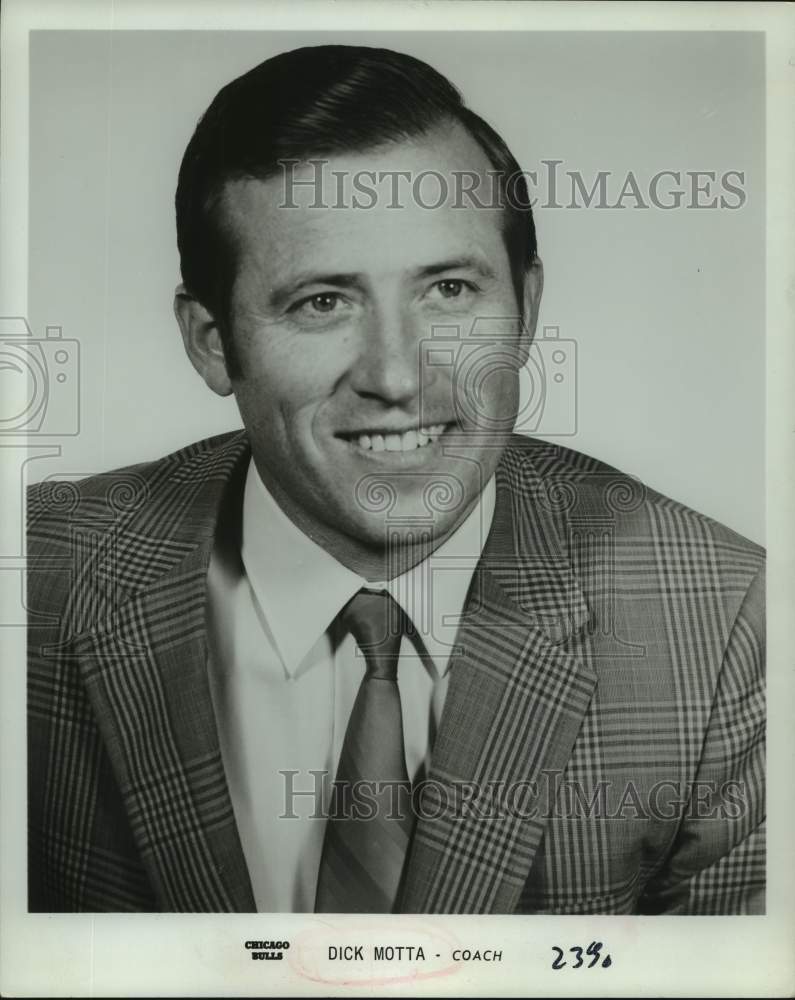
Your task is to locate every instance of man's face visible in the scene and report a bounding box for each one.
[200,123,541,575]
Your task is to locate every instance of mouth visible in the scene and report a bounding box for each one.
[336,422,455,453]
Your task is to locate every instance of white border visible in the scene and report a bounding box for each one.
[2,2,793,997]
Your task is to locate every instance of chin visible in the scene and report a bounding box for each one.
[356,509,460,549]
[350,468,477,521]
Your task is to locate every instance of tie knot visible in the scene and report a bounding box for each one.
[339,588,409,681]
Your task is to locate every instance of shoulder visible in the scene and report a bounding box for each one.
[26,431,250,629]
[500,433,764,583]
[27,429,249,541]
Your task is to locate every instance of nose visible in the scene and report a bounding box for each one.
[348,305,423,405]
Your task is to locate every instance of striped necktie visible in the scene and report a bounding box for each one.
[314,588,415,913]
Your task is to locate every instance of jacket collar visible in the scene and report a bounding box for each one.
[96,431,591,646]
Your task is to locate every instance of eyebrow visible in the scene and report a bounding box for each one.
[267,255,499,310]
[413,256,499,282]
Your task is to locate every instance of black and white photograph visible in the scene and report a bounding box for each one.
[1,1,793,996]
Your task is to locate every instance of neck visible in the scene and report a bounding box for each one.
[307,511,476,582]
[333,529,443,583]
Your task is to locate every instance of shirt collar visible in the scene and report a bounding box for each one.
[241,461,496,679]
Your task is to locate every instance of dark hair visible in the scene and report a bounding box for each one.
[175,45,537,375]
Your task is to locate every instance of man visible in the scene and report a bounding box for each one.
[27,45,765,914]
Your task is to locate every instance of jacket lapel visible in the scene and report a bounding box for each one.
[72,432,256,912]
[401,446,598,913]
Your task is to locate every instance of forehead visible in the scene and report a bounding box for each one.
[218,122,510,279]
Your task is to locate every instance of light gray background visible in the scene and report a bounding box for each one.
[27,30,765,543]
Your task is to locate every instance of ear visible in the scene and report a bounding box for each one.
[518,257,544,364]
[522,256,544,334]
[173,284,233,397]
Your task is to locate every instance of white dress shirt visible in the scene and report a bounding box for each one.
[206,460,496,912]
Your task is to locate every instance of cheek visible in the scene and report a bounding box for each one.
[454,353,520,426]
[479,374,519,434]
[234,337,347,438]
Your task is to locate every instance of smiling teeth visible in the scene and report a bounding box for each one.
[356,424,446,452]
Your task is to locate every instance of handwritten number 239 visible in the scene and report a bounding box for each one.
[551,942,612,969]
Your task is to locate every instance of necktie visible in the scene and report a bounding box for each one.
[314,588,416,913]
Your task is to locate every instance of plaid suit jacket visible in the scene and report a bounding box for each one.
[27,431,765,913]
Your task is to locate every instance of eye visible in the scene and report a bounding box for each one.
[299,292,342,313]
[287,291,352,324]
[435,279,466,298]
[425,278,478,307]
